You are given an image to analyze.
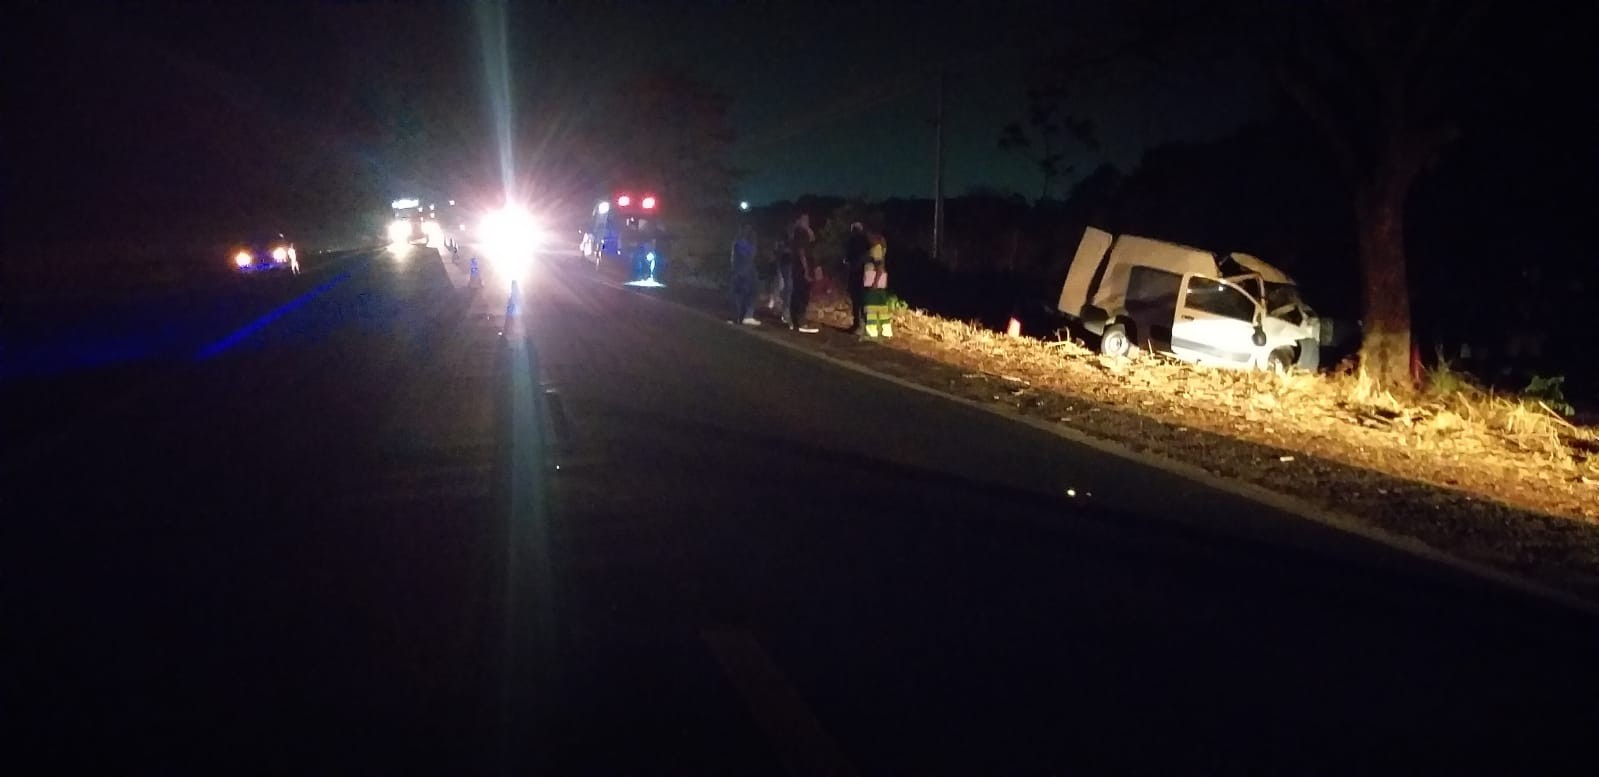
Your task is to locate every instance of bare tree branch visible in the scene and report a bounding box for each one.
[1410,0,1492,119]
[1391,121,1462,188]
[1031,0,1225,89]
[1401,0,1448,84]
[1275,61,1361,177]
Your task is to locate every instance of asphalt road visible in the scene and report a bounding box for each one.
[6,247,1598,775]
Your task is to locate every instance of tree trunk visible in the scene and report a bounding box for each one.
[1354,169,1415,389]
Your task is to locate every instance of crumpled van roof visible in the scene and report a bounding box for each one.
[1227,252,1296,285]
[1059,227,1298,316]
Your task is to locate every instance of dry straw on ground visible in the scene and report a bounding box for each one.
[815,301,1598,523]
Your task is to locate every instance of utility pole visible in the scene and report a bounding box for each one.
[932,71,945,263]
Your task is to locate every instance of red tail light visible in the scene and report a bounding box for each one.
[641,196,657,209]
[616,195,631,207]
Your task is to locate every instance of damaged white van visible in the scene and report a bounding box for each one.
[1058,227,1322,371]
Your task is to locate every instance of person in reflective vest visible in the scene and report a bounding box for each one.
[862,234,892,337]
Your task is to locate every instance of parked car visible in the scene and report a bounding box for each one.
[230,232,299,274]
[1057,227,1322,371]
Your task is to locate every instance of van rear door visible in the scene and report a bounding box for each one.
[1172,274,1260,367]
[1057,227,1115,318]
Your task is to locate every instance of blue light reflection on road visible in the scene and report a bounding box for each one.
[192,271,353,360]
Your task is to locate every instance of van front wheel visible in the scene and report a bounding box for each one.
[1266,346,1296,372]
[1100,324,1131,357]
[1294,338,1320,371]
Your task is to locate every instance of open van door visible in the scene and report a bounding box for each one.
[1058,226,1115,320]
[1172,274,1263,367]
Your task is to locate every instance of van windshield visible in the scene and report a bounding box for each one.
[1265,282,1304,312]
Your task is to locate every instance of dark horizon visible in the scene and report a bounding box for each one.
[10,1,1592,237]
[10,1,1272,239]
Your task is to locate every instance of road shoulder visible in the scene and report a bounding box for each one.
[638,274,1599,615]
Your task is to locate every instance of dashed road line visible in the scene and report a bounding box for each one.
[701,626,859,777]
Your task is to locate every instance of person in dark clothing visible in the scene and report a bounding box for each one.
[730,224,759,324]
[631,238,660,282]
[784,214,818,332]
[842,222,870,333]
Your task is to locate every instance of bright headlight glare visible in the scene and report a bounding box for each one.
[480,206,543,285]
[272,247,288,262]
[388,220,411,243]
[234,251,252,267]
[480,207,540,250]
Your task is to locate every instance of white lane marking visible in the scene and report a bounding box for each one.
[702,627,859,777]
[499,312,562,771]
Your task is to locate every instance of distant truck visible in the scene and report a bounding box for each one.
[389,197,453,247]
[1058,227,1322,371]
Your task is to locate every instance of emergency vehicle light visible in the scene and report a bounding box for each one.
[617,195,631,207]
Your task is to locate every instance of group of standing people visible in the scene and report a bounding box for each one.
[730,214,892,337]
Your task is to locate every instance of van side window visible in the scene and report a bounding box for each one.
[1184,277,1256,322]
[1126,266,1182,317]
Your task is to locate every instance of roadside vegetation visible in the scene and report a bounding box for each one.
[878,304,1598,518]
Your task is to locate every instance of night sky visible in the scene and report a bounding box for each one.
[11,0,1592,245]
[551,0,1269,202]
[9,0,1268,242]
